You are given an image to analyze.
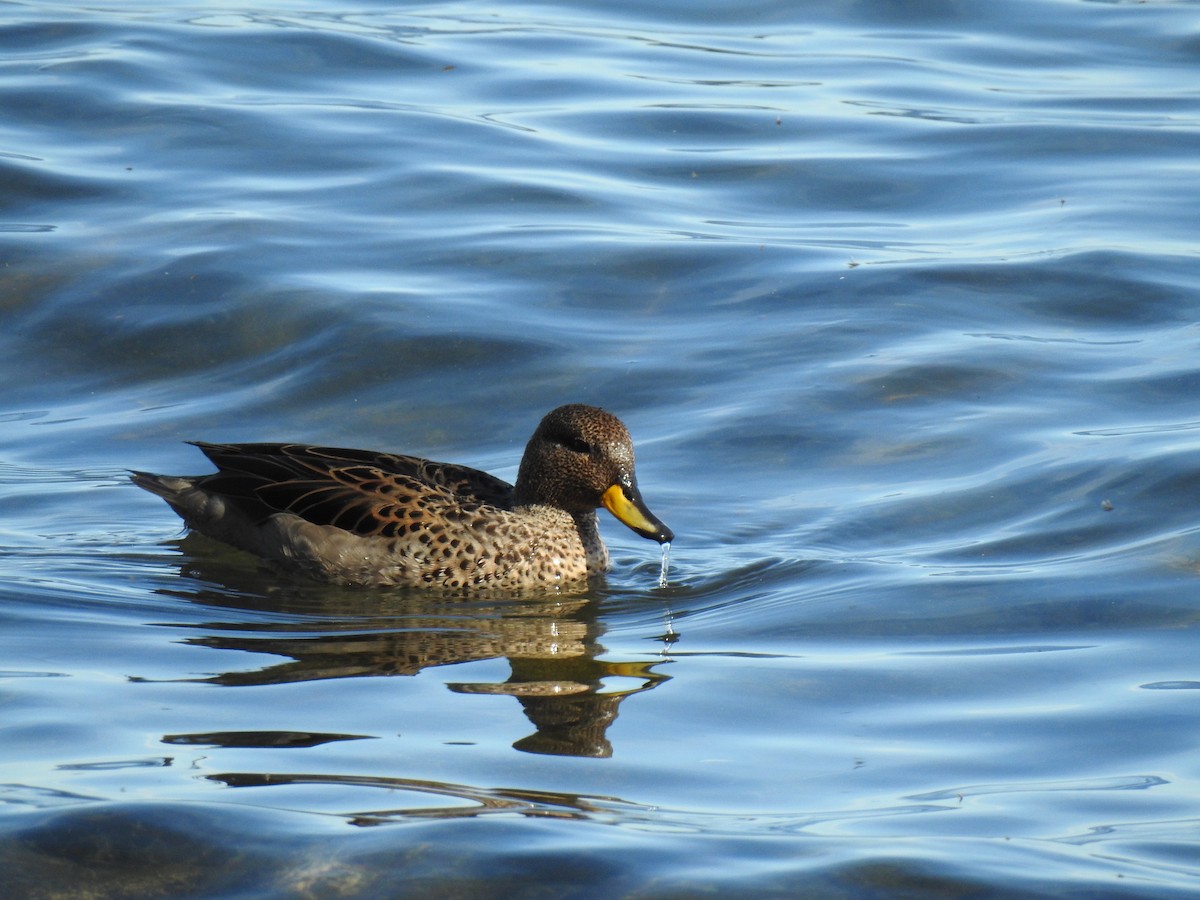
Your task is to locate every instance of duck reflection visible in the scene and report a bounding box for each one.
[156,539,672,757]
[206,771,655,827]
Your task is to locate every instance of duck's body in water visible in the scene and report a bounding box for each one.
[131,404,672,590]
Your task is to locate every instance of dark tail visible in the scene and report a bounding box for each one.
[129,470,196,500]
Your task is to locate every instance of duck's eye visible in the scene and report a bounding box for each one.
[565,436,592,455]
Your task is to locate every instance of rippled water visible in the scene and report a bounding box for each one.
[4,0,1200,896]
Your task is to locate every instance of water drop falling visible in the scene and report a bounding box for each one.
[658,541,671,589]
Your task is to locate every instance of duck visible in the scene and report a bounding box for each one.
[131,404,673,590]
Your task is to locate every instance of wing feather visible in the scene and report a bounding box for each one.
[191,442,515,538]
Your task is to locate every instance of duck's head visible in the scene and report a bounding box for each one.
[514,404,673,544]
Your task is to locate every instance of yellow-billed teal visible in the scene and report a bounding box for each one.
[131,404,672,590]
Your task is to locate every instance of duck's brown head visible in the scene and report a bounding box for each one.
[514,404,673,544]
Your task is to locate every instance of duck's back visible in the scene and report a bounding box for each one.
[190,442,516,536]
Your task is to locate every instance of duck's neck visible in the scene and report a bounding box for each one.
[573,510,610,575]
[512,451,544,508]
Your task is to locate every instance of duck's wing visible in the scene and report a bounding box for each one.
[190,442,515,539]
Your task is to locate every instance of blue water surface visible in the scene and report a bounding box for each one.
[3,0,1200,896]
